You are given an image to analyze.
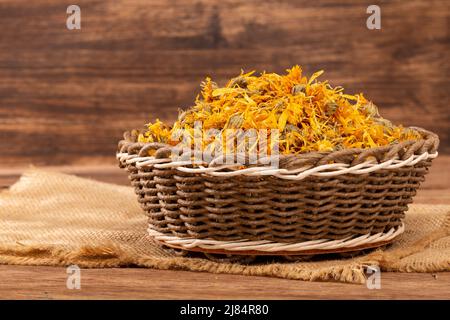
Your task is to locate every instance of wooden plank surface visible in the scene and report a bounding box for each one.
[0,266,448,300]
[0,161,449,299]
[0,0,449,167]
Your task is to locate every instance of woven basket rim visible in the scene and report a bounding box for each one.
[117,126,439,170]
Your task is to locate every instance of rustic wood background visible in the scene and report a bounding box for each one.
[0,0,448,166]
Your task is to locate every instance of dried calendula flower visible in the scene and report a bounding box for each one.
[138,119,172,144]
[229,75,248,89]
[138,65,422,154]
[362,101,380,117]
[291,84,306,95]
[325,101,339,117]
[225,114,245,129]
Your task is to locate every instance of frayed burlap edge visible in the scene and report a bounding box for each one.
[0,243,369,283]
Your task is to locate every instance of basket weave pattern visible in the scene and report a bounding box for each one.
[118,127,438,243]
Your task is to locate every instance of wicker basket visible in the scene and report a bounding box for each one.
[117,127,439,259]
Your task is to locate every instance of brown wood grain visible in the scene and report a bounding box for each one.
[0,0,449,166]
[0,266,448,299]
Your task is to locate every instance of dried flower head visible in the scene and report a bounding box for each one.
[138,66,421,154]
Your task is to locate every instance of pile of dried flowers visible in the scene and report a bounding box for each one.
[137,66,420,155]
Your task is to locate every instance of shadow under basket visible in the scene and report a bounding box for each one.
[117,127,439,263]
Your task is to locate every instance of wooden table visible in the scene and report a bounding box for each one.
[0,157,449,299]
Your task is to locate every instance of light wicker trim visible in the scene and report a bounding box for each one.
[117,151,437,180]
[147,223,404,252]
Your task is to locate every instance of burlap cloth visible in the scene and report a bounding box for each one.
[0,169,449,283]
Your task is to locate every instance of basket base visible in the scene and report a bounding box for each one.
[148,224,404,256]
[158,238,396,256]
